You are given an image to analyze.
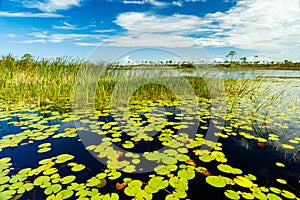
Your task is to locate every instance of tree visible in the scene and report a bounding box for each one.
[21,53,33,61]
[240,57,247,64]
[226,51,237,63]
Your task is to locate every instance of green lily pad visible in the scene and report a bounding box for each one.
[206,176,226,188]
[38,143,51,148]
[276,179,287,184]
[34,176,51,186]
[217,164,233,173]
[122,141,135,149]
[0,190,16,200]
[0,157,11,164]
[241,192,254,199]
[43,168,58,175]
[44,184,62,195]
[281,190,296,199]
[61,175,76,185]
[71,164,86,172]
[58,189,74,199]
[269,187,281,194]
[145,176,168,193]
[234,176,253,188]
[275,162,285,167]
[101,193,119,200]
[55,154,74,164]
[177,169,195,180]
[244,174,257,181]
[224,190,240,199]
[266,193,282,200]
[166,194,180,200]
[281,144,295,150]
[253,192,267,200]
[124,180,143,196]
[38,147,51,153]
[135,190,152,200]
[0,176,10,185]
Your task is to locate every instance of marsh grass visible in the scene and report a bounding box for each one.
[0,55,283,114]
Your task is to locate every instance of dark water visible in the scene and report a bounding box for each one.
[0,106,299,200]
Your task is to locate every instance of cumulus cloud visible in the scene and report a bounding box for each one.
[24,32,107,44]
[107,0,300,60]
[0,11,62,17]
[21,0,82,12]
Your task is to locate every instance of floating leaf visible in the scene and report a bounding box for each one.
[34,176,50,186]
[217,164,233,173]
[124,180,142,196]
[38,143,51,148]
[234,176,253,188]
[241,192,254,199]
[122,141,135,149]
[206,176,226,188]
[37,147,51,153]
[58,189,74,199]
[276,179,287,184]
[102,193,119,200]
[55,154,74,164]
[177,169,195,180]
[281,190,296,199]
[116,182,127,190]
[0,157,11,164]
[275,162,285,167]
[44,184,62,195]
[61,175,76,185]
[224,190,240,199]
[0,190,16,200]
[0,176,10,185]
[135,190,152,200]
[43,168,58,175]
[71,164,86,172]
[244,174,257,181]
[266,193,282,200]
[269,187,281,194]
[253,192,267,200]
[281,144,295,150]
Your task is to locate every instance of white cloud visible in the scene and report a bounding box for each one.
[108,0,300,60]
[123,0,147,4]
[147,0,168,7]
[172,1,182,7]
[205,0,300,54]
[114,12,210,34]
[24,32,107,44]
[74,42,100,46]
[24,0,82,12]
[7,34,17,38]
[93,29,116,33]
[105,33,197,47]
[53,22,81,30]
[0,11,62,17]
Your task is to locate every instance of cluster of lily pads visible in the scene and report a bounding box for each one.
[0,77,299,200]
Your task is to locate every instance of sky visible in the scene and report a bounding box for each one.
[0,0,300,63]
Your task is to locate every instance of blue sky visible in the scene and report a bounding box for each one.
[0,0,300,63]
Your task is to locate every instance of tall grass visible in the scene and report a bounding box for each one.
[0,55,283,112]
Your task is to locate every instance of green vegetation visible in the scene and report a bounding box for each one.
[0,54,299,200]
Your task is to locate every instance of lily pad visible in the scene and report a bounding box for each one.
[281,190,296,199]
[55,154,74,164]
[206,176,226,188]
[61,175,76,185]
[266,193,282,200]
[44,184,62,195]
[233,176,253,188]
[224,190,240,199]
[71,164,86,172]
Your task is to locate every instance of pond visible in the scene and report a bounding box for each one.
[0,68,299,200]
